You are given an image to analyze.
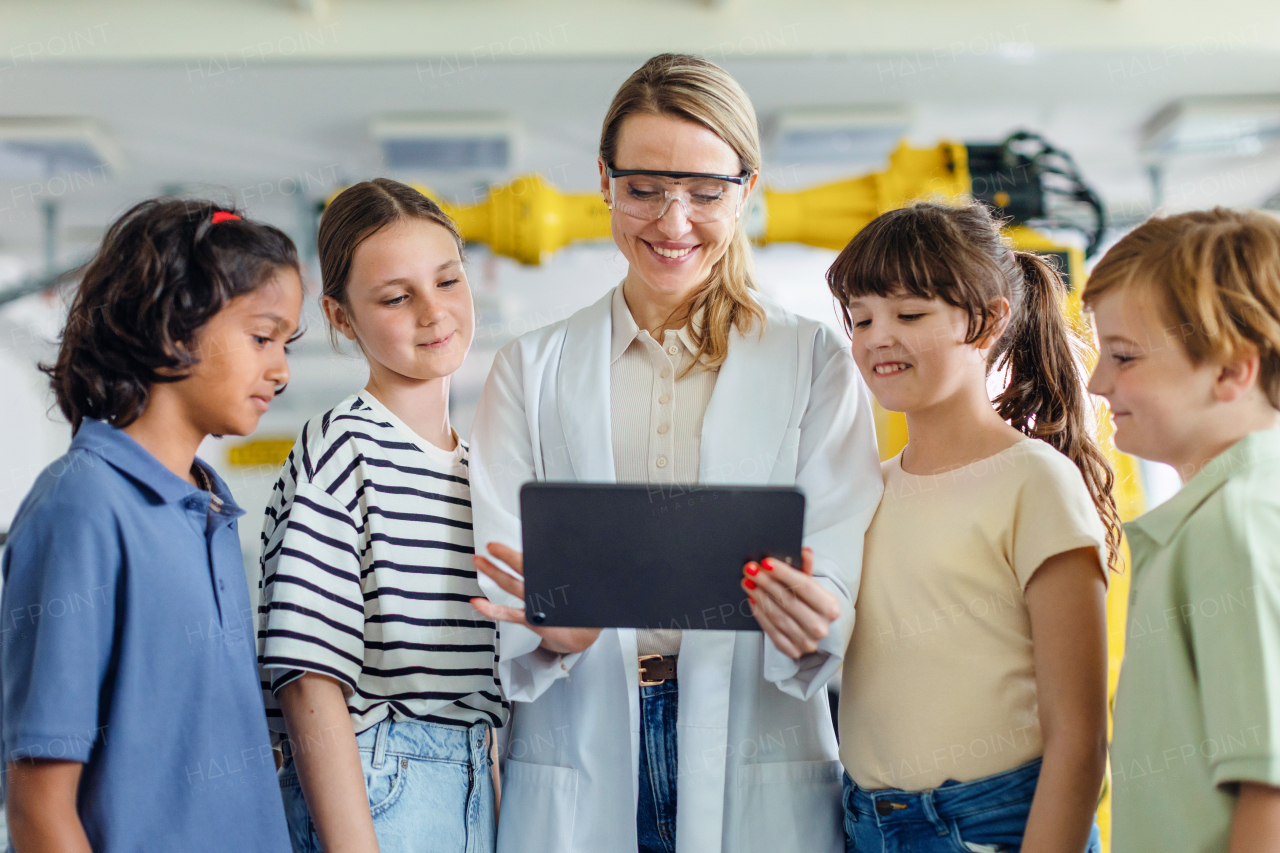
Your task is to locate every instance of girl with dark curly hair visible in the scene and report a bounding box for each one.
[1,198,302,853]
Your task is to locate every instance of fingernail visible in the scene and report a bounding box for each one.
[762,559,774,571]
[744,578,757,590]
[744,563,759,576]
[748,596,756,606]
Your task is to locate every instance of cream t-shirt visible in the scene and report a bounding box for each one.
[839,438,1108,790]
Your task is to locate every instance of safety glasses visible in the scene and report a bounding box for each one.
[605,165,753,224]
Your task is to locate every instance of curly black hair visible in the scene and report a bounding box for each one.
[40,197,300,433]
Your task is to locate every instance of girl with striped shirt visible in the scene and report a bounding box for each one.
[256,179,505,853]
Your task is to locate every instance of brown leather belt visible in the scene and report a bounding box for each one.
[638,654,678,687]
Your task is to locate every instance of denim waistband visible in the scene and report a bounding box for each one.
[640,678,678,699]
[845,757,1042,824]
[283,718,489,770]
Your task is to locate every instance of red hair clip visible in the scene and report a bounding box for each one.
[211,211,241,225]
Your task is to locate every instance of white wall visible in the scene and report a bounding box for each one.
[0,277,72,529]
[3,0,1279,59]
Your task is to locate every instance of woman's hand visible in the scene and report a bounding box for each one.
[743,548,840,659]
[471,542,602,655]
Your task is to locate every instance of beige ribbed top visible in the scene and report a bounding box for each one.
[609,285,719,657]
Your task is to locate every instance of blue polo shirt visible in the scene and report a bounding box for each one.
[1,419,290,852]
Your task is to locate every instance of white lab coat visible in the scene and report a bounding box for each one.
[470,285,882,853]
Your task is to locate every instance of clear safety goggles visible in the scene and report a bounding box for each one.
[606,165,753,224]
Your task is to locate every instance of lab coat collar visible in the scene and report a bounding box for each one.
[559,288,618,482]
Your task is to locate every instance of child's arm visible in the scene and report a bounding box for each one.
[1021,546,1109,853]
[5,759,93,852]
[1229,782,1280,852]
[278,673,379,853]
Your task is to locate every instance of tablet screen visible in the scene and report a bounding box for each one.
[519,482,805,631]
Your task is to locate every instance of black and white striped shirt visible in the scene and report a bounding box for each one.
[256,393,507,733]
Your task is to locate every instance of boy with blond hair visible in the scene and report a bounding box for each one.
[1085,207,1280,853]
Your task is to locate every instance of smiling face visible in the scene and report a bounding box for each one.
[844,292,999,416]
[324,217,473,386]
[599,112,755,306]
[180,266,303,437]
[1086,286,1226,468]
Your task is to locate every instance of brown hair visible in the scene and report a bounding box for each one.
[318,178,464,348]
[41,197,299,433]
[600,53,765,371]
[827,201,1122,569]
[1083,207,1280,408]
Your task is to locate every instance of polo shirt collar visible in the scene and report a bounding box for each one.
[609,284,707,365]
[73,419,243,518]
[1126,427,1280,547]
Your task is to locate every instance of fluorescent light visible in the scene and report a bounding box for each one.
[0,117,123,178]
[769,106,910,166]
[1142,96,1280,159]
[370,114,518,172]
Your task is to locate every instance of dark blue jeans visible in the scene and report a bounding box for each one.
[637,679,678,853]
[843,758,1102,853]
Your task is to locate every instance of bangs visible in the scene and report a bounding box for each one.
[826,203,1004,341]
[826,215,956,303]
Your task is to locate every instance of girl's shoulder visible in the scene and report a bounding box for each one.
[886,437,1079,484]
[1006,437,1090,483]
[286,393,384,487]
[981,438,1098,511]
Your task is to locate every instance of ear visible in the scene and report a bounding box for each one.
[977,297,1013,350]
[321,295,359,343]
[598,156,611,208]
[1212,347,1262,404]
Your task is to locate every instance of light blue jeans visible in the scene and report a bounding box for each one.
[279,718,495,853]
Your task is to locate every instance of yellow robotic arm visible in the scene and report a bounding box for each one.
[760,141,970,249]
[387,140,972,264]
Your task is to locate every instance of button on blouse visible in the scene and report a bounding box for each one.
[608,286,719,656]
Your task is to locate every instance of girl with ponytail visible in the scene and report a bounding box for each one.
[827,201,1119,853]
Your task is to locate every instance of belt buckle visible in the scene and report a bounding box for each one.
[638,654,666,687]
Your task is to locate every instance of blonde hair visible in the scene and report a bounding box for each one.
[1084,207,1280,408]
[599,53,765,370]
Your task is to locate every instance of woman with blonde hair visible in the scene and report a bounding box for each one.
[468,53,882,853]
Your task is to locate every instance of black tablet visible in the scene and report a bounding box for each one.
[518,482,805,632]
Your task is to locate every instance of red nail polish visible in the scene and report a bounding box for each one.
[744,578,757,590]
[748,596,756,606]
[762,559,774,571]
[745,563,759,576]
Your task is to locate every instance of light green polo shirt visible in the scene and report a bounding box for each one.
[1112,428,1280,853]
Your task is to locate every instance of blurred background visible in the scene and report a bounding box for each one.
[4,2,1280,846]
[2,0,1277,622]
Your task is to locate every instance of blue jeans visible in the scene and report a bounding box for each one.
[279,718,495,853]
[637,678,678,853]
[843,758,1102,853]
